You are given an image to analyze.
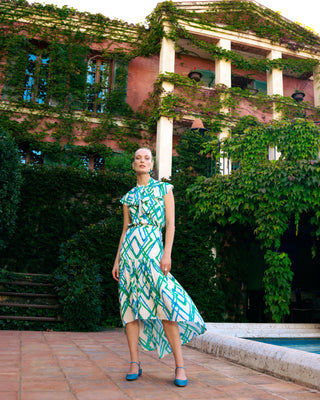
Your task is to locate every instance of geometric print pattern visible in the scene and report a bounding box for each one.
[119,178,206,358]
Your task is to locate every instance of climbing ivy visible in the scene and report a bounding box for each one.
[188,118,320,322]
[1,0,320,323]
[0,0,319,161]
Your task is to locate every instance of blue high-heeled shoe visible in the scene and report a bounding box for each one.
[126,362,142,381]
[174,366,188,387]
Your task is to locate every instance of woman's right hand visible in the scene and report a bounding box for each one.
[112,262,120,282]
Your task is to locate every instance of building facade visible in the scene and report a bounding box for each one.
[1,0,320,177]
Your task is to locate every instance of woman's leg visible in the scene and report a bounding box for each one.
[125,320,140,373]
[162,320,187,380]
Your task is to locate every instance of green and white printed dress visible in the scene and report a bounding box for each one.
[119,177,206,358]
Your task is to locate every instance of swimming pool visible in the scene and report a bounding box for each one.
[246,338,320,355]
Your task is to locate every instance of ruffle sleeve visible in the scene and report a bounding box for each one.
[153,181,174,198]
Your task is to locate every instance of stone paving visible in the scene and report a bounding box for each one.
[0,328,319,400]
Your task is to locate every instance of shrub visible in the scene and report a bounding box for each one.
[171,171,226,322]
[55,216,123,330]
[0,129,22,250]
[0,165,134,273]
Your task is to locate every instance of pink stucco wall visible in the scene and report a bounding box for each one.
[127,55,160,111]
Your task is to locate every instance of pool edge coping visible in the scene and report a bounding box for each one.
[187,328,320,390]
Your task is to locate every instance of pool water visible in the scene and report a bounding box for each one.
[247,338,320,355]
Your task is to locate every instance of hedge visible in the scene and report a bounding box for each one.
[0,164,134,273]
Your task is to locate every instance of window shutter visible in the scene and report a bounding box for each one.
[3,35,29,101]
[253,79,267,94]
[197,69,215,87]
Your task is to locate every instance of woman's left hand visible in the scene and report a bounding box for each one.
[160,254,171,276]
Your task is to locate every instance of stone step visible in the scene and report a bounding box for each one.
[0,315,60,322]
[0,271,61,326]
[0,291,57,298]
[0,280,55,287]
[1,302,59,309]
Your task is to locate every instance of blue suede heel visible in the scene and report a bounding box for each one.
[174,366,188,387]
[126,362,142,381]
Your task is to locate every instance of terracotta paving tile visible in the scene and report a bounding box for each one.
[0,380,20,391]
[257,381,313,393]
[282,391,320,400]
[21,378,70,391]
[0,392,19,400]
[71,378,119,391]
[123,387,182,400]
[75,390,129,400]
[0,330,319,400]
[0,373,19,382]
[21,392,76,400]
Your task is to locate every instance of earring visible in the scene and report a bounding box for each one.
[149,170,154,177]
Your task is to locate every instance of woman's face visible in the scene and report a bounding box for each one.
[133,148,153,174]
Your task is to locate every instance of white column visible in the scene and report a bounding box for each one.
[156,25,175,180]
[267,50,283,160]
[267,50,283,116]
[156,117,173,179]
[313,63,320,107]
[215,39,231,88]
[215,39,232,174]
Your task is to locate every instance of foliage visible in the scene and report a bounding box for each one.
[175,128,217,176]
[157,1,320,54]
[0,0,319,160]
[0,0,320,326]
[0,129,22,250]
[0,164,134,273]
[263,250,294,322]
[142,73,319,134]
[55,238,103,331]
[188,118,320,322]
[170,170,226,321]
[54,216,124,330]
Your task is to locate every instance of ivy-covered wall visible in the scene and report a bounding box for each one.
[0,0,319,164]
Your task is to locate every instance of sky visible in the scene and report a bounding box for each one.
[27,0,319,34]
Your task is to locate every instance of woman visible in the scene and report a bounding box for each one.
[112,147,206,386]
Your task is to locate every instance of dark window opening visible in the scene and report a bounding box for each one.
[19,145,43,165]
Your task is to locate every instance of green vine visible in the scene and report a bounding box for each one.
[188,118,320,322]
[0,0,319,159]
[263,250,294,322]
